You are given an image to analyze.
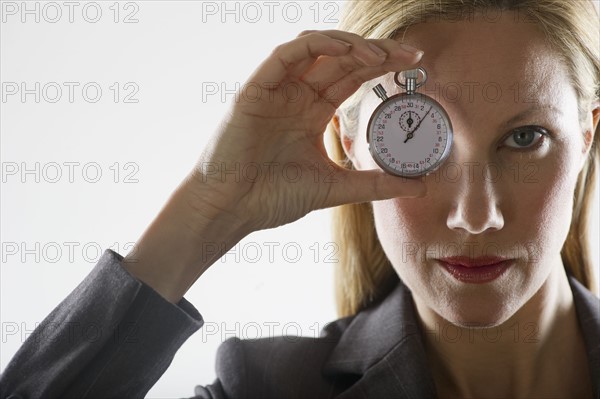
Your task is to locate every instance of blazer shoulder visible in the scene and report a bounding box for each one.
[212,316,354,399]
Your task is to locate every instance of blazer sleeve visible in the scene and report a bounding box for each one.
[0,249,207,399]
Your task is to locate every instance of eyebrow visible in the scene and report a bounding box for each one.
[501,104,562,129]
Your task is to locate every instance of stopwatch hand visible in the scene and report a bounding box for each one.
[407,105,433,138]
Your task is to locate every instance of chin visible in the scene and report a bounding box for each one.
[428,283,520,329]
[445,308,512,329]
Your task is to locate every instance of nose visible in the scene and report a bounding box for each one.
[445,163,505,235]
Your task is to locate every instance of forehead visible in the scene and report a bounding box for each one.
[388,11,570,108]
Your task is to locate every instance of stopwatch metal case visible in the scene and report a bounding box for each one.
[366,68,454,178]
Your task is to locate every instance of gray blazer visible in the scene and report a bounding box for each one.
[1,249,598,398]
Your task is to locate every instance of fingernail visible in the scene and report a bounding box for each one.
[367,42,388,58]
[399,43,424,58]
[333,39,353,48]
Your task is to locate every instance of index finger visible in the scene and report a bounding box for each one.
[246,32,357,87]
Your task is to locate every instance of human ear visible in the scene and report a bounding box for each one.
[591,101,600,138]
[582,101,599,155]
[578,101,600,172]
[332,112,360,169]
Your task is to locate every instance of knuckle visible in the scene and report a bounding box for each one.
[271,43,283,54]
[298,29,317,37]
[339,58,362,74]
[271,47,293,70]
[270,41,289,57]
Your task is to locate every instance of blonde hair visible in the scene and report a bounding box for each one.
[326,0,600,317]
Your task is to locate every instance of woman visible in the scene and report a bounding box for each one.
[1,0,598,398]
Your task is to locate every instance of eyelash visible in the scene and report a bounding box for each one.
[502,125,550,152]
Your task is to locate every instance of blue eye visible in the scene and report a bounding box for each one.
[503,126,549,150]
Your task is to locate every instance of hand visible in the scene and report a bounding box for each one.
[123,30,427,302]
[185,30,427,234]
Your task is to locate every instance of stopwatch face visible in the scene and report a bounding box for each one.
[367,92,453,177]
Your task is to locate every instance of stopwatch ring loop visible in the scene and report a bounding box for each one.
[394,67,427,89]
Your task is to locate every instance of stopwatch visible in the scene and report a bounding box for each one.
[366,67,453,177]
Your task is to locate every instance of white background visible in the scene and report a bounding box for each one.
[1,1,598,398]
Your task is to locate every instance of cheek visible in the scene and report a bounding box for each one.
[512,149,579,255]
[371,198,434,270]
[373,199,433,239]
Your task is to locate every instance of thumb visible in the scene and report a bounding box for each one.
[324,168,427,207]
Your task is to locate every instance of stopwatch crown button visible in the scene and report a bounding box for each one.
[373,84,388,102]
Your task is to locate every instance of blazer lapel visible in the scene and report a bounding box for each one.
[321,275,599,399]
[569,276,600,397]
[322,280,437,398]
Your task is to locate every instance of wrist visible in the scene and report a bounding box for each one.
[122,178,250,303]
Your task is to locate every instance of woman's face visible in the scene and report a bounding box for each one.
[346,12,596,327]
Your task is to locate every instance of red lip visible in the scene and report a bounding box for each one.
[436,257,514,284]
[438,256,510,268]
